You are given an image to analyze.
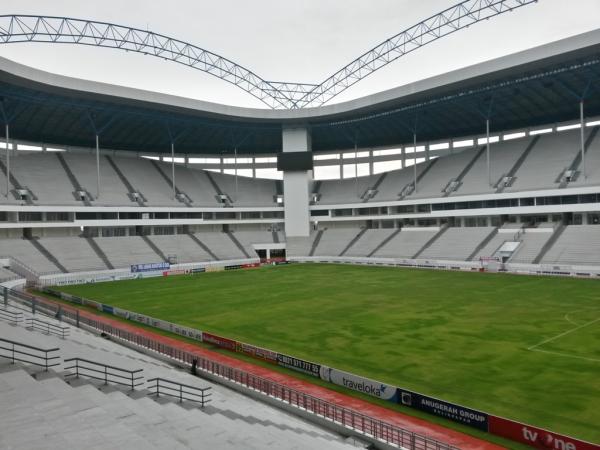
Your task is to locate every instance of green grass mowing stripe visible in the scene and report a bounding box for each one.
[55,263,600,443]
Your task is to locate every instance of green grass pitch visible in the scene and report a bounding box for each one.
[56,264,600,442]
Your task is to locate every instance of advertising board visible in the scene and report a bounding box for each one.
[321,368,398,401]
[131,262,170,273]
[276,353,321,377]
[488,416,599,450]
[398,389,488,431]
[202,332,237,351]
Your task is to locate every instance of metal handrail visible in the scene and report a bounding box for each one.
[0,255,42,278]
[0,307,24,325]
[8,289,459,450]
[147,377,212,407]
[25,317,70,339]
[64,357,143,390]
[0,336,60,371]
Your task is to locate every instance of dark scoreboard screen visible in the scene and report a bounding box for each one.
[277,152,314,171]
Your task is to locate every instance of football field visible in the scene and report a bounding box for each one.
[55,264,600,442]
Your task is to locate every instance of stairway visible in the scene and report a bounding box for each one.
[149,160,192,206]
[56,153,93,205]
[309,229,324,256]
[367,229,401,257]
[0,158,36,204]
[0,315,353,450]
[27,238,68,273]
[339,228,367,256]
[444,146,486,196]
[105,155,146,206]
[226,231,251,258]
[533,223,566,264]
[496,136,539,193]
[141,235,169,262]
[188,233,219,260]
[86,237,115,270]
[467,227,499,261]
[412,225,449,259]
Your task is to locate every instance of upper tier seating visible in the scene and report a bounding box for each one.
[419,227,495,260]
[541,225,600,265]
[5,153,81,205]
[456,139,533,196]
[112,157,181,206]
[1,127,598,208]
[570,129,600,187]
[505,130,579,192]
[209,172,277,206]
[317,175,379,205]
[167,165,220,206]
[410,148,481,199]
[0,153,278,207]
[62,153,130,206]
[371,163,429,201]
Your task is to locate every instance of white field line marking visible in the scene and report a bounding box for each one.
[527,317,600,351]
[563,307,600,326]
[564,313,579,326]
[529,348,600,363]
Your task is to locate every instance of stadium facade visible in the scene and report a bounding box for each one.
[0,21,600,450]
[0,29,599,278]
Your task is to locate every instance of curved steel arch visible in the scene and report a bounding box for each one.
[0,1,537,110]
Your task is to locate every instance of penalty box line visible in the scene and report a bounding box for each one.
[529,347,600,363]
[527,317,600,351]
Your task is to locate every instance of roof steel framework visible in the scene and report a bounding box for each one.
[0,0,537,109]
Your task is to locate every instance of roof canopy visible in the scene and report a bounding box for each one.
[1,30,599,155]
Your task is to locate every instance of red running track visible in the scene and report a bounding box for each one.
[44,297,505,450]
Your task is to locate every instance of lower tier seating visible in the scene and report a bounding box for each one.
[541,225,600,265]
[1,225,599,276]
[419,227,495,261]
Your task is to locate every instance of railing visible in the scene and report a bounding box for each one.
[0,272,19,283]
[0,255,42,281]
[0,307,24,325]
[25,317,70,339]
[64,357,144,390]
[0,337,60,371]
[9,289,459,450]
[147,377,212,407]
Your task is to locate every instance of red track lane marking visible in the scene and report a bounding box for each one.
[48,298,505,450]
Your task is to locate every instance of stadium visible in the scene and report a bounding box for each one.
[0,2,599,450]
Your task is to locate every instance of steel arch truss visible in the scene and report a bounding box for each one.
[0,1,537,109]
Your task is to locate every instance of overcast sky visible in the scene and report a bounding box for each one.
[1,0,599,109]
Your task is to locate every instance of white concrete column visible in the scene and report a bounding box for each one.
[282,125,311,237]
[95,134,100,200]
